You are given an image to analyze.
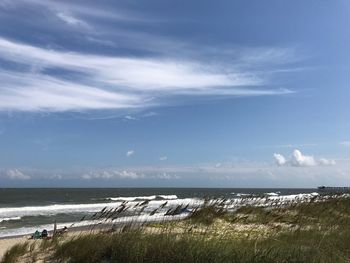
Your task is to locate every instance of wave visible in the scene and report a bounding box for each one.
[264,192,279,196]
[236,193,252,197]
[0,216,22,223]
[0,211,191,238]
[0,193,320,220]
[158,195,178,200]
[0,198,199,219]
[107,195,178,202]
[0,192,323,238]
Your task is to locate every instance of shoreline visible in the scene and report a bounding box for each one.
[0,219,175,259]
[0,224,102,259]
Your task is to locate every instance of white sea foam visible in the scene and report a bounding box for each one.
[265,192,279,196]
[0,216,21,223]
[158,195,178,200]
[0,192,324,238]
[0,193,317,221]
[0,198,199,219]
[0,212,191,238]
[236,193,251,197]
[108,196,157,201]
[107,195,178,201]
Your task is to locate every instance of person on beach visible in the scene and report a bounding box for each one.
[41,229,48,239]
[56,226,68,236]
[30,230,41,239]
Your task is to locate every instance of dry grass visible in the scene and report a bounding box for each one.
[3,194,350,262]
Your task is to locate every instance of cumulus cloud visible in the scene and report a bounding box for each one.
[117,170,142,179]
[81,170,145,180]
[6,169,31,180]
[49,174,63,180]
[273,153,286,166]
[290,149,317,167]
[2,158,348,187]
[126,150,134,157]
[319,158,336,166]
[273,149,335,167]
[154,172,179,180]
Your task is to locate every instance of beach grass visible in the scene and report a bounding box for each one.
[2,194,350,262]
[1,242,29,263]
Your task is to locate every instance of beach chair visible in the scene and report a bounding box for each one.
[41,229,48,238]
[33,230,42,239]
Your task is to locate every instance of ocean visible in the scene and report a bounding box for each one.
[0,188,317,238]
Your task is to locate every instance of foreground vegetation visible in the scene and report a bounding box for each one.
[2,194,350,263]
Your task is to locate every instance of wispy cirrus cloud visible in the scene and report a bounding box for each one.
[0,37,294,112]
[0,0,144,23]
[56,12,91,29]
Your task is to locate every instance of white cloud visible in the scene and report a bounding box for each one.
[82,171,114,180]
[0,37,294,112]
[49,174,63,180]
[273,153,286,166]
[319,158,336,166]
[2,158,349,187]
[124,115,136,120]
[80,169,180,180]
[117,170,142,179]
[159,156,167,161]
[154,172,179,180]
[126,150,134,157]
[0,71,139,111]
[81,170,144,180]
[291,149,317,167]
[56,12,90,29]
[15,0,145,23]
[273,149,335,167]
[214,163,223,168]
[6,169,31,180]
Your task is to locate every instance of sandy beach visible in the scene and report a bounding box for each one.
[0,235,31,260]
[0,225,114,260]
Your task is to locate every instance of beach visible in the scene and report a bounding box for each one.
[0,194,349,262]
[2,188,346,262]
[0,188,316,239]
[0,235,29,259]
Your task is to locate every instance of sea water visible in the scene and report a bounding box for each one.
[0,188,316,238]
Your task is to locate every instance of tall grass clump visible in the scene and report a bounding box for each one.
[54,230,252,263]
[188,200,227,225]
[1,242,29,263]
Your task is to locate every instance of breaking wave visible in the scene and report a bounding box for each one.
[0,216,22,223]
[107,195,178,201]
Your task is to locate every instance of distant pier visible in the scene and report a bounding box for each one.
[317,186,350,193]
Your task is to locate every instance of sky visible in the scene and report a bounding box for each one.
[0,0,350,187]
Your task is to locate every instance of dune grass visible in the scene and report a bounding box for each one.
[52,227,349,263]
[2,194,350,262]
[1,242,29,263]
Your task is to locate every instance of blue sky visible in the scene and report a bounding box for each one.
[0,0,350,187]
